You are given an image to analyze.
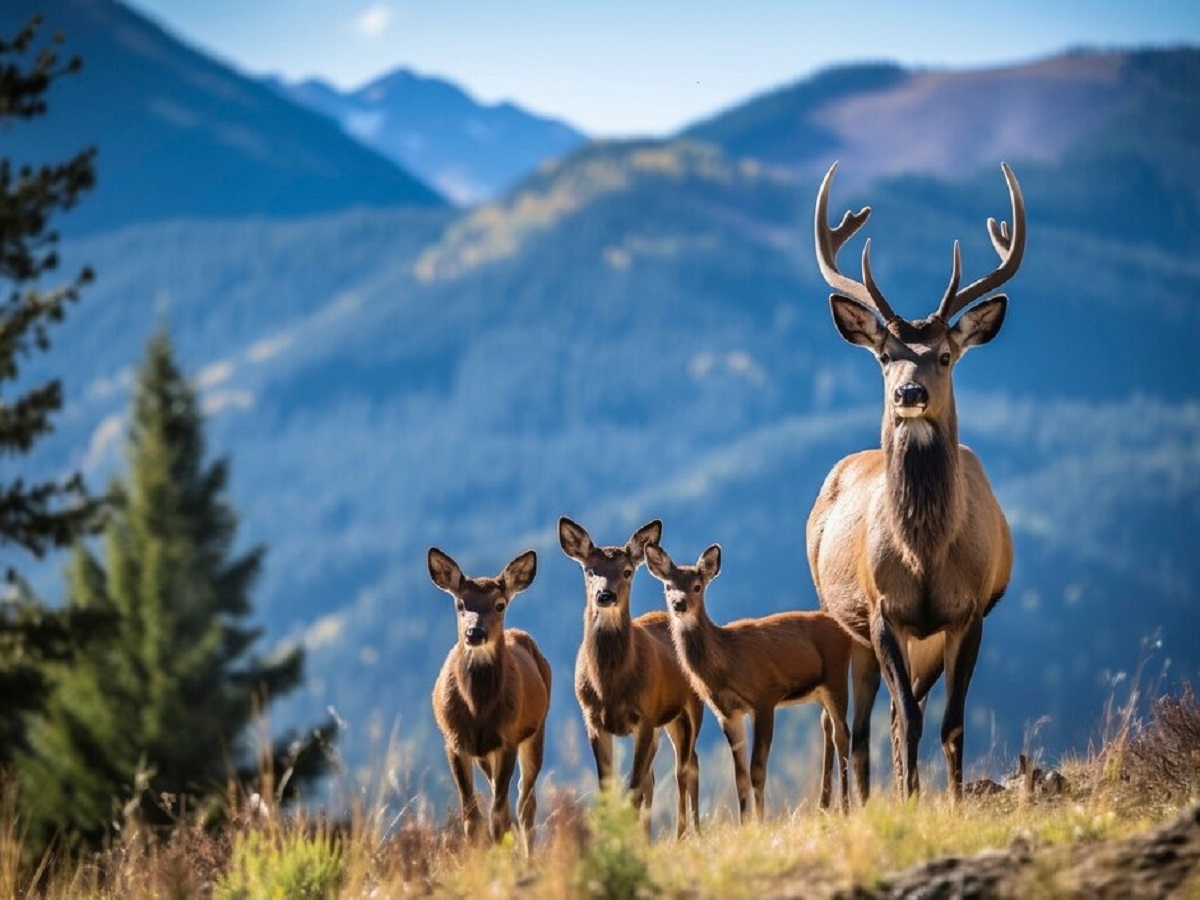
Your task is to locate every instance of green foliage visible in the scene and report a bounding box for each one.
[0,13,104,769]
[215,826,344,900]
[574,786,654,900]
[18,329,334,847]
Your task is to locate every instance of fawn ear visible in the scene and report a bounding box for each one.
[558,516,593,562]
[697,544,722,582]
[501,550,538,595]
[643,542,672,581]
[830,294,885,352]
[626,519,663,567]
[428,547,463,593]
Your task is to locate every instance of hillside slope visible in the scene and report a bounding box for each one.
[0,0,443,234]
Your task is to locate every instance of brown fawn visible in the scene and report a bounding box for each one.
[644,541,852,821]
[428,547,552,853]
[559,517,703,837]
[807,161,1021,801]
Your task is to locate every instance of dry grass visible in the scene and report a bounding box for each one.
[2,679,1198,899]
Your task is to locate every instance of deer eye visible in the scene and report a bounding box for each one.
[623,568,633,579]
[939,352,951,367]
[455,600,465,612]
[494,601,506,613]
[692,584,702,593]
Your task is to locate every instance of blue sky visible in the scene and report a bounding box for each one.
[125,1,1200,137]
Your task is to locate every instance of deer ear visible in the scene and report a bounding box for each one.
[626,519,663,566]
[698,544,722,581]
[501,550,537,595]
[830,294,885,350]
[558,516,593,562]
[428,548,463,593]
[643,543,672,580]
[952,295,1007,352]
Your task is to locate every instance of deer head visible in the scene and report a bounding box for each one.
[428,547,537,655]
[559,517,662,622]
[644,543,721,619]
[815,162,1024,437]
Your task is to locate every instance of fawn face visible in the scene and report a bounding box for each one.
[559,517,661,626]
[428,547,537,657]
[644,543,721,622]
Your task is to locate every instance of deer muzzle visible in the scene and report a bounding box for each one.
[893,382,929,417]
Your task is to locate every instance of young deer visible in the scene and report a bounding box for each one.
[807,162,1021,802]
[645,542,852,821]
[559,517,703,837]
[428,547,552,854]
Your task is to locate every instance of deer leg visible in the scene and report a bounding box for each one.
[628,724,658,835]
[749,708,775,822]
[941,617,983,803]
[447,748,483,843]
[849,642,881,806]
[487,748,518,844]
[871,612,922,799]
[589,728,615,791]
[821,691,852,813]
[516,727,545,856]
[665,712,699,838]
[720,714,753,824]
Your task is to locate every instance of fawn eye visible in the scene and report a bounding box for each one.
[939,352,951,367]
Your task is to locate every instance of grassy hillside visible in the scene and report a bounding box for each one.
[3,679,1197,897]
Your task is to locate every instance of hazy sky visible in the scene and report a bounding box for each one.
[124,1,1200,137]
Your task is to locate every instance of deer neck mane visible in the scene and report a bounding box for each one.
[583,607,636,687]
[457,641,506,717]
[882,408,965,570]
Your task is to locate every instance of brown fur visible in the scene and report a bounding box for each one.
[808,164,1022,803]
[559,517,702,837]
[645,542,852,821]
[429,548,551,854]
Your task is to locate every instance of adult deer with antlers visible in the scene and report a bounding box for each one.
[806,162,1022,801]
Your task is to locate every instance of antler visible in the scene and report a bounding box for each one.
[814,162,899,324]
[933,162,1025,322]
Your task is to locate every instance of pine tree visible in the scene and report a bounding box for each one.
[22,330,334,846]
[0,16,104,767]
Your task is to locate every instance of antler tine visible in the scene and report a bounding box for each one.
[815,162,898,323]
[935,162,1026,322]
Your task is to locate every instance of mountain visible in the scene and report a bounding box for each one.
[19,44,1200,805]
[272,69,588,206]
[0,0,443,235]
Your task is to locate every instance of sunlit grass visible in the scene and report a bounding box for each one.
[2,676,1196,899]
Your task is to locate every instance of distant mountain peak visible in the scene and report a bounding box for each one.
[275,66,587,206]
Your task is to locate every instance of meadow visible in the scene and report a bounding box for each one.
[3,677,1196,899]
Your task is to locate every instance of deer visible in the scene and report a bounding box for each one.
[806,161,1022,803]
[428,547,552,854]
[558,516,703,837]
[644,541,852,821]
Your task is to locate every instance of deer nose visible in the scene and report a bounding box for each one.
[671,598,688,614]
[465,626,488,645]
[596,590,617,607]
[894,382,928,410]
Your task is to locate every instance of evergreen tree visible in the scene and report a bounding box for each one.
[0,16,103,766]
[22,331,334,846]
